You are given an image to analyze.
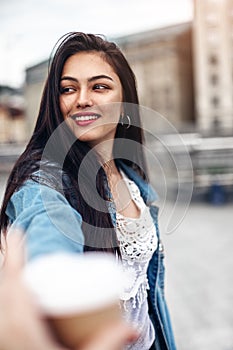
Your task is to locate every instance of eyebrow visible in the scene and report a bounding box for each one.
[60,74,114,83]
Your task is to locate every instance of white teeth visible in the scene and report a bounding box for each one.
[75,115,98,121]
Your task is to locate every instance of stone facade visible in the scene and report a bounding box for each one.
[116,22,194,133]
[0,86,26,143]
[193,0,233,134]
[25,60,49,135]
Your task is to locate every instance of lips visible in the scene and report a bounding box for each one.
[70,112,101,126]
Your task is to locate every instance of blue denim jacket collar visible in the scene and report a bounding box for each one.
[117,161,158,205]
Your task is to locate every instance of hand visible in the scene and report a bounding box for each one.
[0,232,67,350]
[81,321,139,350]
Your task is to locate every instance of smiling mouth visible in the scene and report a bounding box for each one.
[70,113,101,121]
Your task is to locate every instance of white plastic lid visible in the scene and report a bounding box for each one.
[22,252,123,316]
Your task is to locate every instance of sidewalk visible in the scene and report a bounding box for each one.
[162,201,233,350]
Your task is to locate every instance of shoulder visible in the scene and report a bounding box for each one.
[30,159,71,193]
[6,180,84,260]
[6,179,82,225]
[9,179,70,209]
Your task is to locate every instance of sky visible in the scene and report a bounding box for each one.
[0,0,193,87]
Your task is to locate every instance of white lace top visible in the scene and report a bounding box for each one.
[116,172,158,349]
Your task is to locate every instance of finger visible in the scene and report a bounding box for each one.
[102,323,139,345]
[82,322,139,350]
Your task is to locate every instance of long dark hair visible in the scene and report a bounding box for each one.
[0,32,148,252]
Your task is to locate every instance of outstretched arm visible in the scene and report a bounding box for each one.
[0,232,138,350]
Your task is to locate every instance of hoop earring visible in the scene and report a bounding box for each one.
[120,114,131,129]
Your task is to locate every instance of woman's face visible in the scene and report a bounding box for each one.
[59,51,123,148]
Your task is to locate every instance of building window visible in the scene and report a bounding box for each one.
[210,74,219,85]
[211,96,220,107]
[209,55,218,65]
[212,116,221,132]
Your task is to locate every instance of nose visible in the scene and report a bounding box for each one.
[76,88,93,108]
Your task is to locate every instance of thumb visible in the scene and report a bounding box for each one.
[82,322,139,350]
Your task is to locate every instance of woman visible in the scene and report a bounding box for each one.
[0,32,176,349]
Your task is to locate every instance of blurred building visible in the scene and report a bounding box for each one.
[116,22,194,132]
[193,0,233,134]
[25,60,49,135]
[0,85,26,143]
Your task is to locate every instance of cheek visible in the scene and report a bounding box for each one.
[100,103,121,123]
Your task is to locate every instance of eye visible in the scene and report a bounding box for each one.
[93,84,109,91]
[60,86,76,94]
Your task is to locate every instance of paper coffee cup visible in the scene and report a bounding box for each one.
[22,252,124,348]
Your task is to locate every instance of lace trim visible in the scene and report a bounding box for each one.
[117,206,158,262]
[116,173,158,304]
[121,276,150,310]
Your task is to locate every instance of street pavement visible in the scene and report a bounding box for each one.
[162,200,233,350]
[0,173,233,349]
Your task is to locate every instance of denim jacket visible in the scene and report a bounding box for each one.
[6,161,176,350]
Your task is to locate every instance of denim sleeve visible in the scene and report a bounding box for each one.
[6,181,84,261]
